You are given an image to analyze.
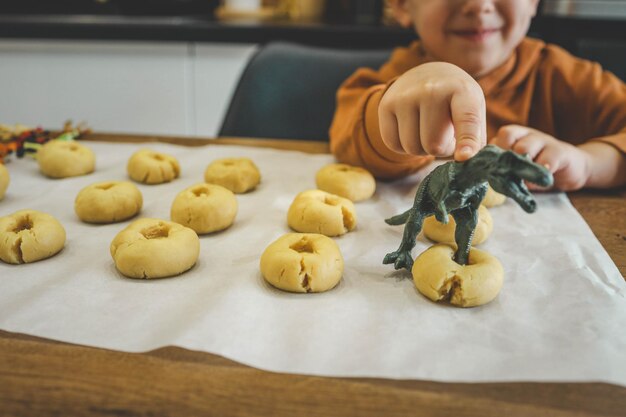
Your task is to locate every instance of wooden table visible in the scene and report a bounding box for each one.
[2,134,625,417]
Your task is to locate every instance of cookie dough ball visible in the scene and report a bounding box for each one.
[75,181,143,224]
[0,163,9,201]
[287,189,356,237]
[482,185,507,208]
[412,244,503,308]
[423,205,493,245]
[204,158,260,193]
[0,210,66,264]
[110,218,199,279]
[38,140,95,178]
[260,233,344,293]
[315,163,376,202]
[127,149,180,185]
[171,183,237,234]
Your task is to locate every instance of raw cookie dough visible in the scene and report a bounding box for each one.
[423,205,493,245]
[482,185,507,207]
[315,163,376,202]
[75,181,143,223]
[171,183,237,234]
[110,218,199,279]
[204,158,260,193]
[127,149,180,184]
[38,140,95,178]
[0,210,66,264]
[0,163,9,201]
[287,189,356,237]
[260,233,344,293]
[412,244,504,308]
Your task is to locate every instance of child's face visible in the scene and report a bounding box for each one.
[391,0,539,77]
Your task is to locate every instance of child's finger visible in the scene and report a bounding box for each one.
[397,107,423,155]
[535,147,578,191]
[535,146,561,174]
[525,144,559,191]
[450,91,486,161]
[526,181,552,192]
[512,135,545,160]
[378,106,403,153]
[492,125,530,149]
[419,96,456,157]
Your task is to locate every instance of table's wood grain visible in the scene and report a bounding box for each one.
[2,329,626,417]
[568,189,626,276]
[2,134,625,417]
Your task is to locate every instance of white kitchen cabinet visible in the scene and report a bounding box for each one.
[0,39,257,137]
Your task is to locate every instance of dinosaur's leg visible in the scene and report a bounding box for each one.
[383,210,426,271]
[451,207,478,265]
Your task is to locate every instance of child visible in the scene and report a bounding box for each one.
[329,0,626,190]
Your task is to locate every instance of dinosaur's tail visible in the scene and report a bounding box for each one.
[385,210,410,225]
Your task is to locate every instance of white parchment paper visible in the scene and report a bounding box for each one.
[1,141,625,385]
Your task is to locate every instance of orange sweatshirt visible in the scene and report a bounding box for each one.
[329,37,626,179]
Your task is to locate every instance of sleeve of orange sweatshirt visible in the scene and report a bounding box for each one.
[329,45,433,180]
[581,62,626,154]
[541,45,626,154]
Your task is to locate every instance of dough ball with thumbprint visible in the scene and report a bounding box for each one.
[75,181,142,223]
[127,149,180,184]
[204,158,260,193]
[315,163,376,202]
[423,205,493,245]
[38,140,95,178]
[412,244,503,308]
[171,183,237,234]
[482,185,507,208]
[287,189,356,237]
[0,163,9,200]
[260,233,343,293]
[0,210,66,264]
[110,218,199,279]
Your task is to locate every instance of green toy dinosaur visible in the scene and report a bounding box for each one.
[383,145,554,271]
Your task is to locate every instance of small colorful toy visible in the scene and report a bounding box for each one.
[0,121,90,163]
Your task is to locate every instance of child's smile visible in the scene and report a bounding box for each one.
[449,27,501,43]
[390,0,539,77]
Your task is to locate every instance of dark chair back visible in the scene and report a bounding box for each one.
[576,39,626,82]
[219,42,391,141]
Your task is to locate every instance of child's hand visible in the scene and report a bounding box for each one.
[491,125,591,191]
[378,62,487,161]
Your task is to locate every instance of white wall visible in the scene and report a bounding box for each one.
[0,40,257,137]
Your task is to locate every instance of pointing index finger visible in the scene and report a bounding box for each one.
[450,89,487,161]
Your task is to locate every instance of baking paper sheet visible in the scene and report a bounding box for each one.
[1,141,625,385]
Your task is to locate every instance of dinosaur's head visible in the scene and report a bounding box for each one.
[477,145,553,212]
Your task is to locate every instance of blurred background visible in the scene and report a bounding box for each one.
[1,0,625,139]
[1,1,386,22]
